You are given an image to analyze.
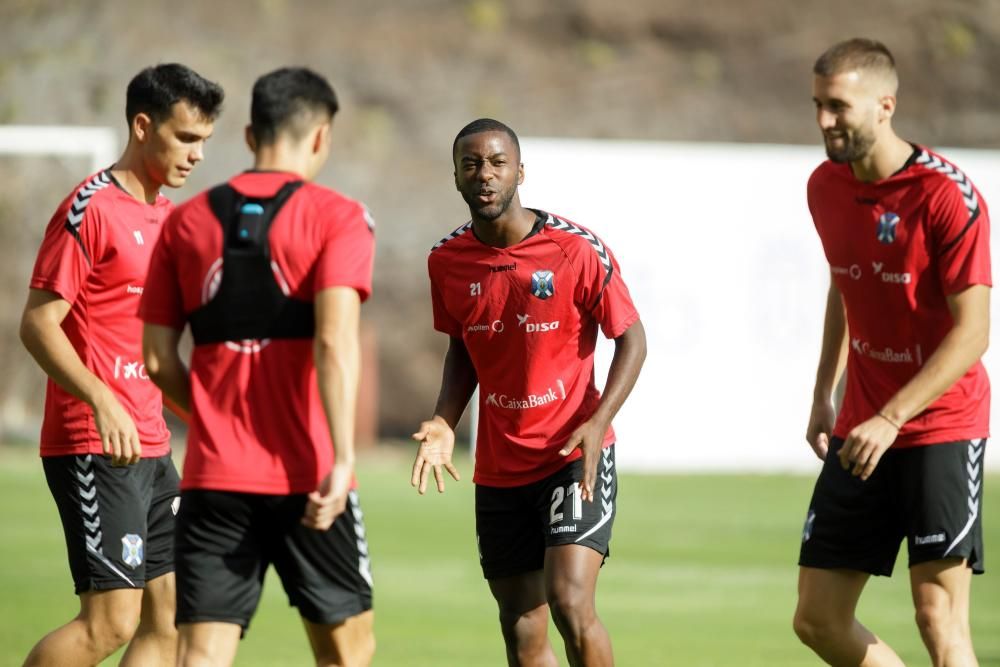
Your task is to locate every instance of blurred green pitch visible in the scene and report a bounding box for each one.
[0,447,997,666]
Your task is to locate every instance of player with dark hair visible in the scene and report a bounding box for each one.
[795,38,990,666]
[19,63,222,666]
[141,66,376,667]
[412,118,646,666]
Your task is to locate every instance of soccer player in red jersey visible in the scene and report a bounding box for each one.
[794,39,990,667]
[18,64,222,667]
[412,118,646,666]
[141,67,376,667]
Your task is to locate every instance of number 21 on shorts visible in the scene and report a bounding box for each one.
[550,483,583,524]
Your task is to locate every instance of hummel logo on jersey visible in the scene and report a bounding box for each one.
[876,212,900,244]
[126,285,144,296]
[517,314,560,333]
[915,533,946,545]
[491,263,516,273]
[531,270,555,300]
[133,230,145,246]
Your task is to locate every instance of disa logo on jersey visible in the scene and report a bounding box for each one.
[517,314,559,333]
[876,212,900,244]
[530,270,555,300]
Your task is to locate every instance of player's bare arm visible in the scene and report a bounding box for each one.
[307,286,363,530]
[20,288,141,466]
[411,336,477,494]
[806,276,849,461]
[560,318,647,502]
[143,323,191,413]
[840,283,990,480]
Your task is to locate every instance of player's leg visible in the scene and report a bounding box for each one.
[544,545,611,667]
[477,482,557,666]
[540,445,617,667]
[121,456,181,666]
[23,589,143,667]
[488,571,558,667]
[175,490,266,667]
[794,567,904,666]
[273,490,375,666]
[795,437,905,666]
[26,454,151,665]
[902,439,985,667]
[910,559,976,667]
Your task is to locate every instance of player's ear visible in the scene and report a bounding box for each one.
[878,95,896,122]
[244,125,256,153]
[454,171,460,191]
[312,122,331,155]
[132,113,153,143]
[517,162,525,186]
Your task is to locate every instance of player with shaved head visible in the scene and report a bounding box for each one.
[795,38,990,667]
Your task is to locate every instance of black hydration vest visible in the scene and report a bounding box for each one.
[188,180,315,345]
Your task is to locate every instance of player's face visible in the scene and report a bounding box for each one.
[454,131,523,222]
[143,101,214,188]
[812,71,878,164]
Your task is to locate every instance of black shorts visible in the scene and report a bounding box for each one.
[175,489,373,630]
[799,437,986,576]
[476,445,618,580]
[43,453,180,594]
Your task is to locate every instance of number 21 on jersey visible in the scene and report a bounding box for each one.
[470,282,482,296]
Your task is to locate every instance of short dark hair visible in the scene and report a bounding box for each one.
[125,63,224,125]
[452,118,520,162]
[814,38,896,77]
[250,67,339,146]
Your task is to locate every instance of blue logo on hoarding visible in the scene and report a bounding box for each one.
[531,270,554,300]
[876,212,900,244]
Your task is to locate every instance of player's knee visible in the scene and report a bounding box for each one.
[792,606,841,649]
[82,610,138,653]
[313,628,375,667]
[547,588,594,638]
[913,596,958,641]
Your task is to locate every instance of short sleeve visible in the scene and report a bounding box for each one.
[932,180,992,295]
[138,211,186,329]
[315,202,375,302]
[29,200,105,303]
[577,236,640,339]
[429,255,462,338]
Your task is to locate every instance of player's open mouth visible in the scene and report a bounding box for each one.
[477,190,496,202]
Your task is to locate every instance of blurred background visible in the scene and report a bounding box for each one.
[2,0,1000,449]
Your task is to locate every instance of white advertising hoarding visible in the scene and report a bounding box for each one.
[517,139,1000,472]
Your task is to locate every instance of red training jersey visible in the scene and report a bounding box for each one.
[30,170,172,457]
[139,171,375,494]
[429,210,640,487]
[808,146,991,446]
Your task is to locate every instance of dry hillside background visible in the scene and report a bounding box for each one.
[1,0,998,443]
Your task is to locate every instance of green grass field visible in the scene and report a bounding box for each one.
[0,446,997,666]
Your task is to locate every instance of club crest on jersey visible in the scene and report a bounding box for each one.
[530,270,555,300]
[876,212,900,244]
[121,534,143,568]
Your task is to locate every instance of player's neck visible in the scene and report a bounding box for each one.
[253,143,312,180]
[110,150,162,205]
[849,134,913,183]
[472,205,536,248]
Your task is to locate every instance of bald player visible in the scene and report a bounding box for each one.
[793,38,990,667]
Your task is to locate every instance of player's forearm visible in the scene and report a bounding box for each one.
[19,314,113,409]
[880,320,989,426]
[143,325,191,412]
[589,319,646,429]
[813,282,848,403]
[315,331,360,469]
[432,337,478,429]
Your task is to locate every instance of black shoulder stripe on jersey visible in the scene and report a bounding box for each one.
[544,214,614,287]
[62,220,93,265]
[431,221,472,251]
[915,150,980,219]
[938,206,981,256]
[61,171,112,265]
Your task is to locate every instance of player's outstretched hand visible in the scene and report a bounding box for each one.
[411,416,460,494]
[303,461,353,531]
[93,391,142,466]
[838,414,900,481]
[805,399,836,461]
[559,419,606,502]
